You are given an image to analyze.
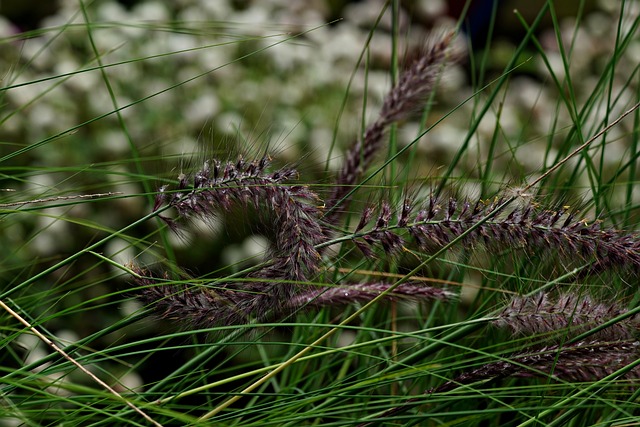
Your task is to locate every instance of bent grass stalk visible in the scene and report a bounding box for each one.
[127,23,640,421]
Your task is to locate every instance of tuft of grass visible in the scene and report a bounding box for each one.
[1,1,639,426]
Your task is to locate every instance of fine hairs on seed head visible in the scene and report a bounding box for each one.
[133,30,463,328]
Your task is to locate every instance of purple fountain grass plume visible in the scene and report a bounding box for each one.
[132,268,454,328]
[131,28,639,335]
[349,195,640,273]
[353,200,405,256]
[157,156,324,288]
[155,156,302,225]
[132,266,304,328]
[132,267,245,329]
[324,31,459,224]
[132,32,463,329]
[134,156,453,327]
[494,292,640,341]
[137,156,328,325]
[432,340,640,394]
[357,340,640,427]
[286,281,456,309]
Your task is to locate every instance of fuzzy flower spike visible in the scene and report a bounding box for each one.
[131,32,460,329]
[325,31,459,224]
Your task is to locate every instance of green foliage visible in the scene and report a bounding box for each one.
[1,1,639,426]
